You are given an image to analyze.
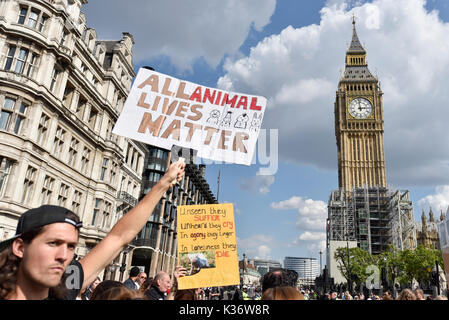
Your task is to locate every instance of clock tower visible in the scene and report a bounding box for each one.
[335,18,386,192]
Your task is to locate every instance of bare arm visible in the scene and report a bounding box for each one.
[79,160,185,291]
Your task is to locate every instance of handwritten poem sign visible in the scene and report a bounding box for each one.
[177,203,239,290]
[112,68,267,165]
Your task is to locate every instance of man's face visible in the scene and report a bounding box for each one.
[157,274,171,293]
[15,223,78,289]
[138,273,147,285]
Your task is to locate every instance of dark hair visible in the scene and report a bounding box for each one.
[261,268,298,292]
[139,277,154,293]
[0,211,81,300]
[91,284,144,300]
[174,289,197,300]
[90,280,126,300]
[261,286,304,300]
[129,266,141,278]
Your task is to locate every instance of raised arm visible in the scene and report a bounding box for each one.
[79,159,185,291]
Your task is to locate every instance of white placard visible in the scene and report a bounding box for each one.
[113,68,267,165]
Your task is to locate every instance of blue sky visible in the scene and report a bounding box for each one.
[84,0,449,266]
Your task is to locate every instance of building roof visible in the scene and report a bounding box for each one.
[348,18,365,54]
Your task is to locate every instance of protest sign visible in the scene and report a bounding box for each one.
[112,68,267,165]
[177,203,239,290]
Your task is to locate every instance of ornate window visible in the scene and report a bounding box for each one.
[3,44,40,78]
[57,183,70,207]
[40,175,55,205]
[52,126,66,158]
[68,137,79,167]
[22,166,37,205]
[100,158,109,181]
[0,97,28,134]
[17,6,48,32]
[80,147,91,175]
[0,157,14,197]
[37,113,50,146]
[72,190,82,215]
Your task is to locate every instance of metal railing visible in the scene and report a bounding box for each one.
[117,191,138,207]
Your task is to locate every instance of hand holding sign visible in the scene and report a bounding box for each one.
[160,158,186,188]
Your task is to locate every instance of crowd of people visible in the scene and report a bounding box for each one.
[72,264,449,300]
[0,157,447,301]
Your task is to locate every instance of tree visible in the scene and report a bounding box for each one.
[399,245,443,287]
[334,247,376,286]
[377,245,404,287]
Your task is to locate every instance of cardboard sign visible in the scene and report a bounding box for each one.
[112,68,267,165]
[177,203,239,290]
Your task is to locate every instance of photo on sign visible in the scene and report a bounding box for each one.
[179,251,216,276]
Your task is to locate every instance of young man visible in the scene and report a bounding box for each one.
[123,266,141,290]
[0,160,185,300]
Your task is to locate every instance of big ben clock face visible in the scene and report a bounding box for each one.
[348,98,373,119]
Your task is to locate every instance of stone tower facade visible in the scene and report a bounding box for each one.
[334,18,387,192]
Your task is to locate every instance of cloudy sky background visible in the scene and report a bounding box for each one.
[85,0,449,265]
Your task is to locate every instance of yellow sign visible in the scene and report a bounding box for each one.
[177,203,239,290]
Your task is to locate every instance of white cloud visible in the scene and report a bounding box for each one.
[272,195,328,254]
[418,185,449,213]
[218,0,449,186]
[271,196,327,217]
[237,234,274,259]
[84,0,276,71]
[240,175,275,194]
[298,231,326,241]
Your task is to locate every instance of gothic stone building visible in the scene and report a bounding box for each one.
[0,0,146,281]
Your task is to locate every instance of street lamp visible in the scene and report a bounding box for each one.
[319,251,323,276]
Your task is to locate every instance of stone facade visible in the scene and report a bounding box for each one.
[416,208,445,250]
[0,0,146,281]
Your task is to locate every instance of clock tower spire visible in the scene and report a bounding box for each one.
[334,19,387,191]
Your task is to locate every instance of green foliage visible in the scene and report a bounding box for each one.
[334,244,444,286]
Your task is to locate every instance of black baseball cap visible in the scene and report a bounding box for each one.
[0,205,83,252]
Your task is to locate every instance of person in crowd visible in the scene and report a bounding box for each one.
[261,268,298,293]
[0,160,185,300]
[90,280,125,300]
[261,286,304,300]
[413,288,425,300]
[137,272,147,287]
[174,289,198,300]
[123,266,141,290]
[80,276,101,300]
[344,291,353,300]
[138,276,153,295]
[382,291,393,300]
[209,286,222,300]
[435,295,448,300]
[330,292,339,300]
[232,286,243,300]
[90,280,143,300]
[145,271,171,300]
[397,289,416,300]
[145,266,186,300]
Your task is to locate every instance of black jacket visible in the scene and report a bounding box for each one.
[145,285,166,300]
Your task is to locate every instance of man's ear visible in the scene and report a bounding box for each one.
[12,238,25,259]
